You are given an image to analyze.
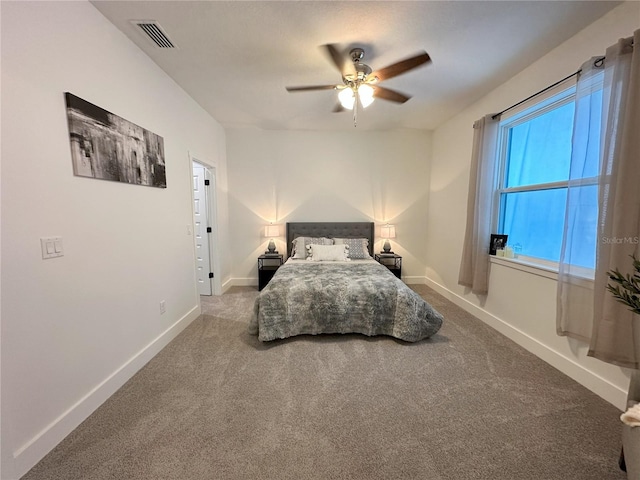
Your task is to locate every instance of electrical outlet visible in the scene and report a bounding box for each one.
[159,300,166,314]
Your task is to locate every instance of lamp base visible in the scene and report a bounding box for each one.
[379,251,395,255]
[266,238,278,255]
[264,250,279,255]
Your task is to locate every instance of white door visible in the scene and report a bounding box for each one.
[193,164,212,295]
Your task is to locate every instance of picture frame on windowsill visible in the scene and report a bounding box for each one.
[490,234,508,255]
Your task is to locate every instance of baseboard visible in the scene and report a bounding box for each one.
[402,276,427,285]
[10,305,201,479]
[221,277,234,293]
[424,276,627,410]
[233,277,258,287]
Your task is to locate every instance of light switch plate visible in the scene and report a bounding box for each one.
[41,237,63,259]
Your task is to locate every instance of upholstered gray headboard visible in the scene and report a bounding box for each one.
[286,222,375,259]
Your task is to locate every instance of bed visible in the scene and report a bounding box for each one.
[249,222,443,342]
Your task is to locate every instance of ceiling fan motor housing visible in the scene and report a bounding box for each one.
[346,48,372,84]
[350,48,365,63]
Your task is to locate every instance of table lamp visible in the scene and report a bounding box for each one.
[380,224,396,254]
[265,224,280,254]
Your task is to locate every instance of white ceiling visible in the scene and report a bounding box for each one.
[91,1,620,131]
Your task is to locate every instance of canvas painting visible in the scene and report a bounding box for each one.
[65,92,166,188]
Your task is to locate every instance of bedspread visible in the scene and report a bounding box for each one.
[249,260,443,342]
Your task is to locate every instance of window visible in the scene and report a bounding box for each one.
[496,86,601,270]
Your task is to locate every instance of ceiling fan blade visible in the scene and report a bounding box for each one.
[286,85,337,92]
[322,44,355,78]
[373,86,411,103]
[332,103,345,113]
[369,51,431,82]
[323,44,344,71]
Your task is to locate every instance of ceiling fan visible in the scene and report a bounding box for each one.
[286,44,432,126]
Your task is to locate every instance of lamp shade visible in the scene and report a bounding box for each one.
[380,224,396,239]
[338,88,355,110]
[265,224,280,238]
[358,84,375,108]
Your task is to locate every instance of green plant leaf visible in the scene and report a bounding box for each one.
[607,254,640,316]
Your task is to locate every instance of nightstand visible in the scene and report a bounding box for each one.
[375,253,402,279]
[258,254,283,291]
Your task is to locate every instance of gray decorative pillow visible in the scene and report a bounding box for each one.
[333,238,371,259]
[291,236,333,259]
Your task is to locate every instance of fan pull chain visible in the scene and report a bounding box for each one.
[353,95,358,127]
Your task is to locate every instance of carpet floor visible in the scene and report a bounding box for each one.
[22,285,626,480]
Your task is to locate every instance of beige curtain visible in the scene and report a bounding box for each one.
[458,115,500,295]
[559,30,640,367]
[556,58,604,342]
[589,30,640,368]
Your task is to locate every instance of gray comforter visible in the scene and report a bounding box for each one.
[249,260,443,342]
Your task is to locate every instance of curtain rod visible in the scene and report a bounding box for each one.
[491,53,617,121]
[491,34,637,120]
[491,69,580,120]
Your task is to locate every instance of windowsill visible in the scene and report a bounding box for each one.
[489,255,595,288]
[490,255,558,280]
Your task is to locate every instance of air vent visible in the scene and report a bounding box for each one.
[132,21,176,48]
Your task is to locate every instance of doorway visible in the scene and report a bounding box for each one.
[191,159,221,296]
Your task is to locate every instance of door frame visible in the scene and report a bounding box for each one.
[189,152,222,296]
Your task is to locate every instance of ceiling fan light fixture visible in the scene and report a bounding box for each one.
[358,84,375,108]
[338,87,355,110]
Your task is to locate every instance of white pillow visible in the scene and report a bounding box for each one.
[307,244,350,262]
